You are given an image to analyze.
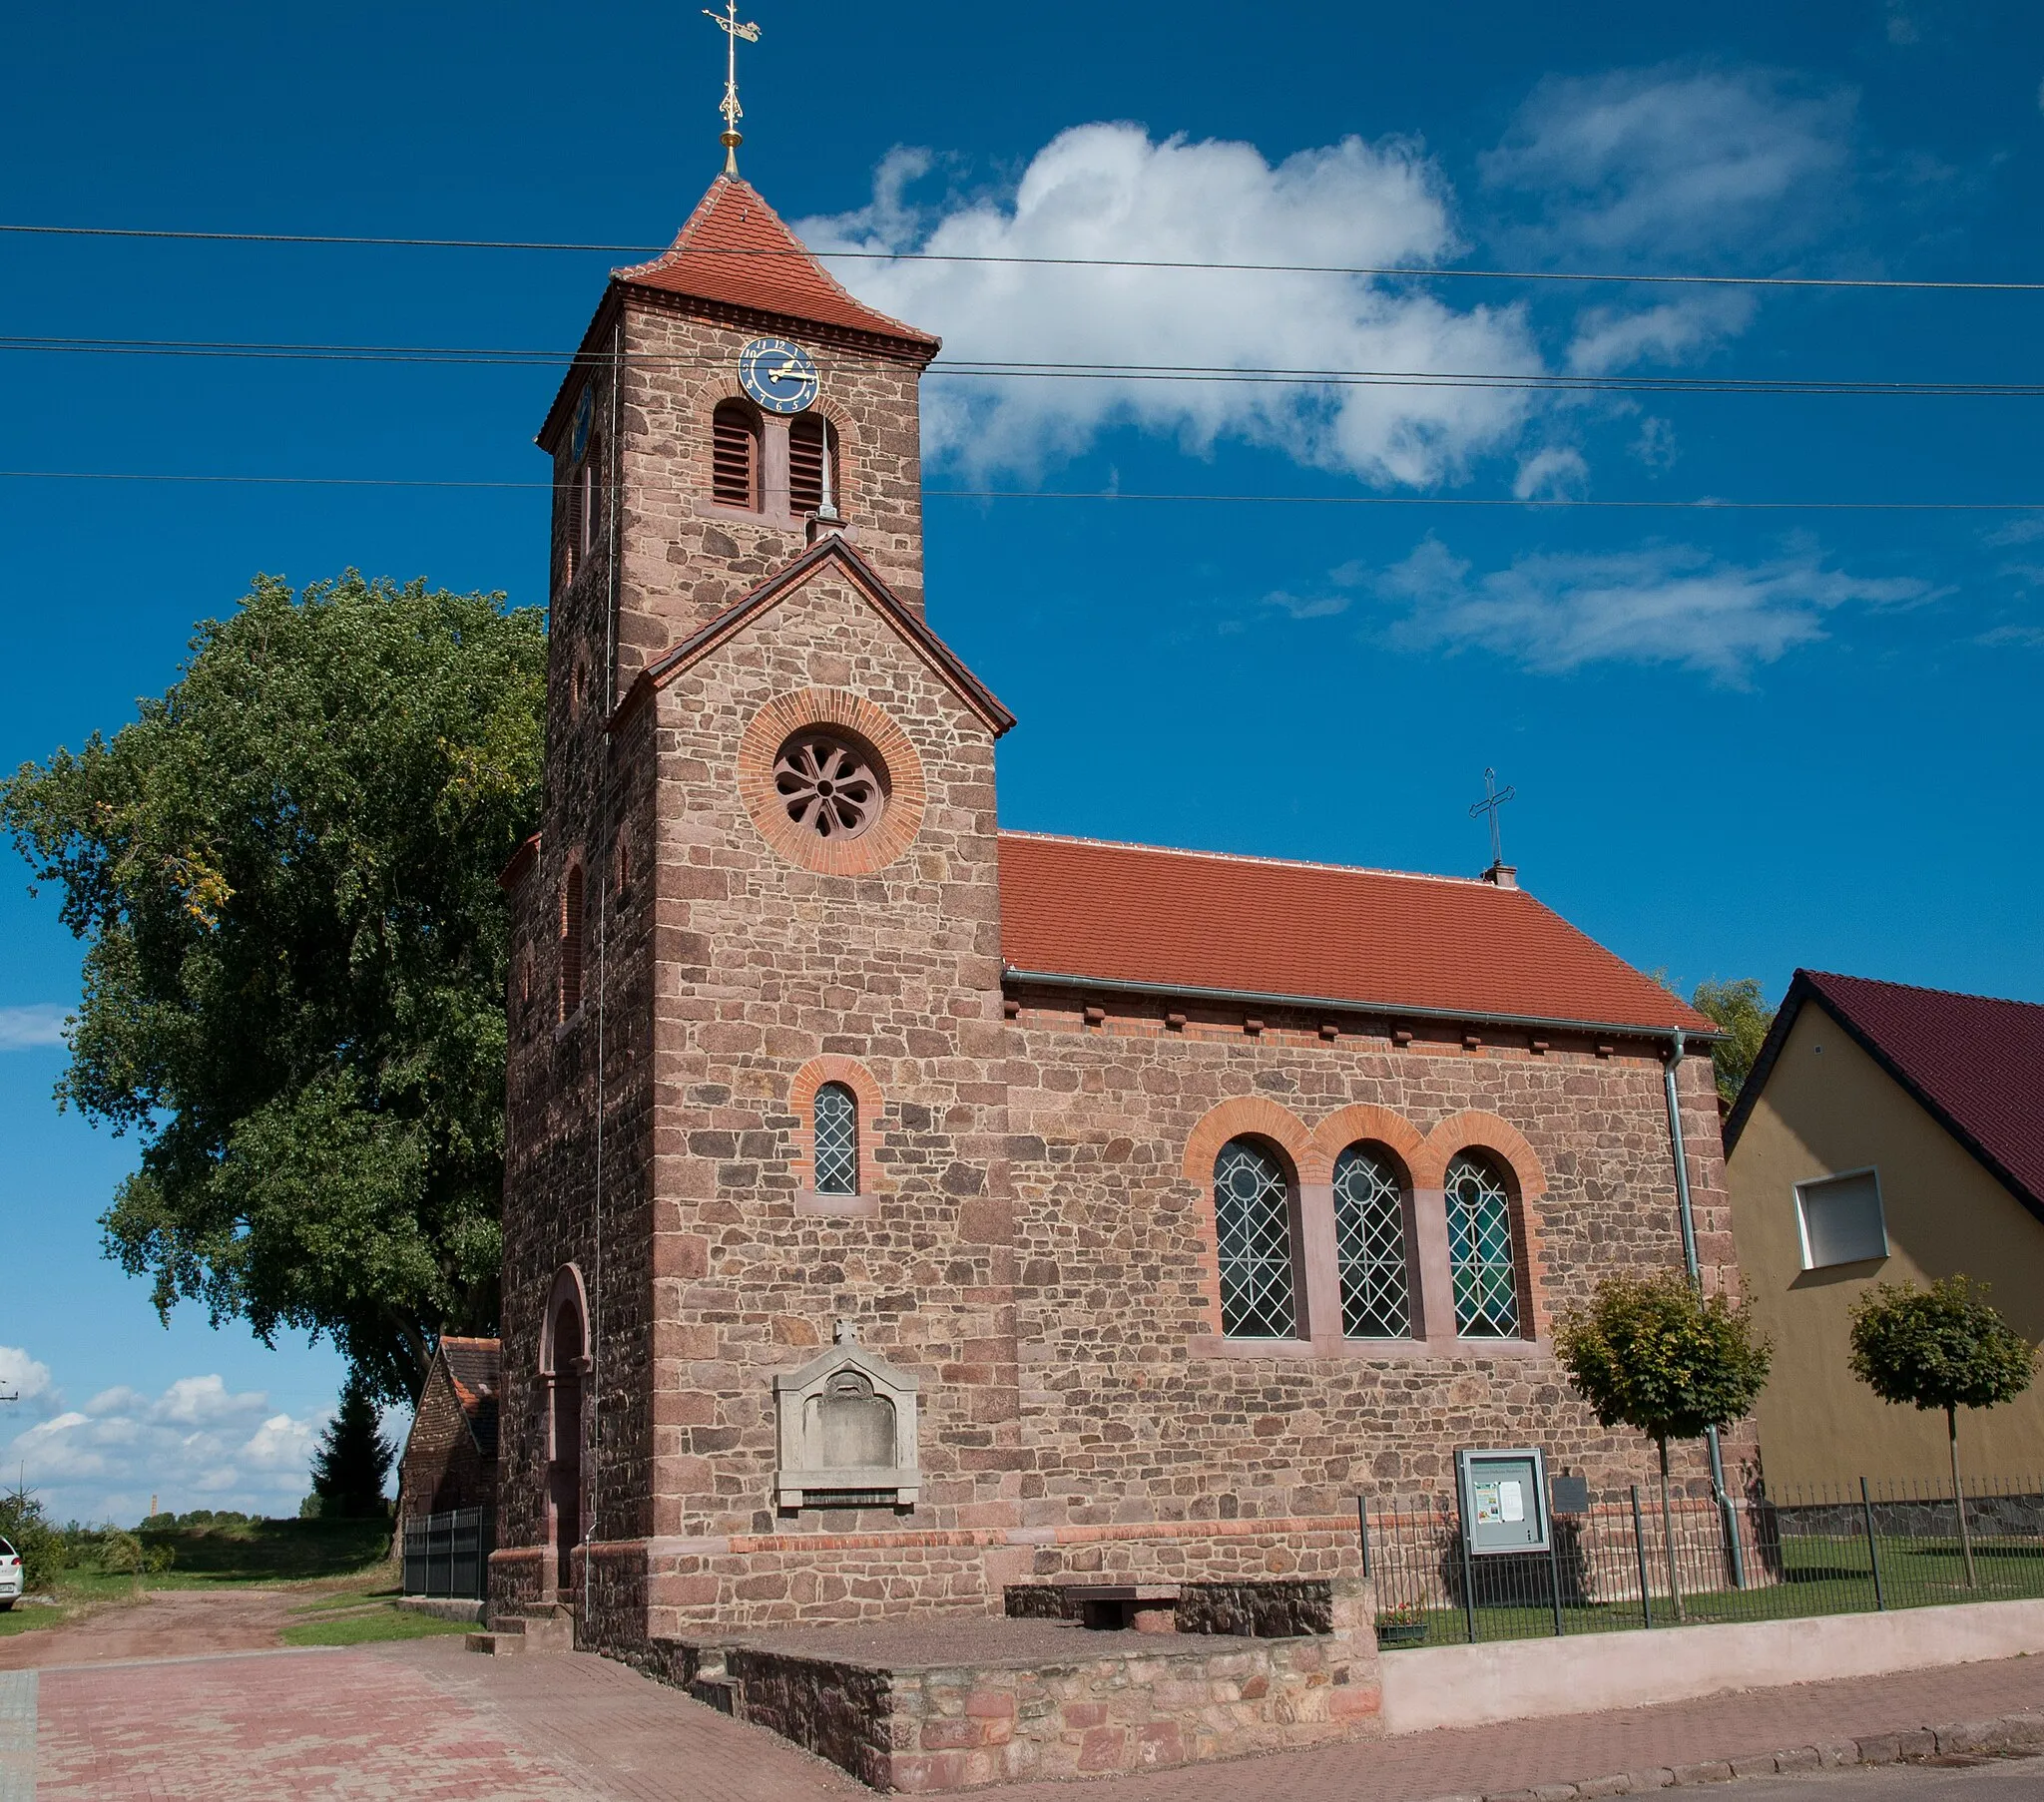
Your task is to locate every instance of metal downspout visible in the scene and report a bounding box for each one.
[1665,1029,1746,1585]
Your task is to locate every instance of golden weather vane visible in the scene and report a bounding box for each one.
[703,0,762,178]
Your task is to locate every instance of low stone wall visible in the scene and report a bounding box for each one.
[648,1614,1382,1792]
[1005,1578,1335,1639]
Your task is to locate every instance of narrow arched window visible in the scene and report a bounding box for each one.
[1445,1151,1521,1338]
[712,400,762,509]
[559,863,585,1021]
[812,1082,858,1195]
[788,414,837,516]
[1333,1144,1412,1338]
[1214,1138,1297,1339]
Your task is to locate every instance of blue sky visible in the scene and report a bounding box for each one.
[2,0,2040,1521]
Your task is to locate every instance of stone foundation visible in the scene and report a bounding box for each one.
[641,1599,1381,1792]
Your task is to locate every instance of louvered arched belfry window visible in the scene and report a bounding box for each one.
[1214,1137,1299,1339]
[788,414,837,516]
[812,1082,859,1196]
[712,399,763,510]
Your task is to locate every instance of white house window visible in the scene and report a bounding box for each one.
[1796,1168,1888,1269]
[1215,1138,1298,1339]
[812,1083,859,1196]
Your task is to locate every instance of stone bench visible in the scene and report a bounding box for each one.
[1005,1577,1337,1638]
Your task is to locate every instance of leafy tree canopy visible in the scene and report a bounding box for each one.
[1848,1276,2036,1418]
[1687,978,1776,1103]
[1,574,545,1401]
[310,1376,398,1518]
[1556,1268,1773,1456]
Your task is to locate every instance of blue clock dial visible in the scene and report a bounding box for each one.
[738,337,819,415]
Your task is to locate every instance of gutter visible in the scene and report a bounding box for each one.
[1001,967,1720,1045]
[1664,1029,1746,1585]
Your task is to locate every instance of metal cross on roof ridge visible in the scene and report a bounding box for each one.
[703,0,762,178]
[1468,766,1516,870]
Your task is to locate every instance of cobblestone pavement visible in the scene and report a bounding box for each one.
[22,1637,2044,1801]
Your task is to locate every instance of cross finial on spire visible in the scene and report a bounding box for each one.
[1468,766,1517,880]
[703,1,762,178]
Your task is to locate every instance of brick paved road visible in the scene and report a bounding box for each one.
[23,1638,2044,1800]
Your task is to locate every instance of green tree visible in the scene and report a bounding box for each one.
[1555,1269,1773,1619]
[1,574,545,1400]
[309,1376,398,1518]
[1688,978,1776,1104]
[1848,1276,2037,1585]
[0,1481,61,1597]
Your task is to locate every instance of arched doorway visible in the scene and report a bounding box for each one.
[542,1268,589,1600]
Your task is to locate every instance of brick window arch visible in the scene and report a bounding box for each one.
[812,1083,859,1196]
[1214,1137,1302,1340]
[1332,1142,1415,1339]
[788,1057,885,1215]
[1444,1150,1522,1338]
[712,399,763,510]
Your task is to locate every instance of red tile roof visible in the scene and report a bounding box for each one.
[614,176,939,350]
[1739,971,2044,1220]
[997,831,1711,1036]
[438,1336,501,1458]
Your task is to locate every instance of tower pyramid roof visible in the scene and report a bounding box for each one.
[614,175,939,351]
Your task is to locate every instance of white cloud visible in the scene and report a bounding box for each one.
[1512,446,1590,500]
[1985,516,2044,547]
[804,124,1542,485]
[0,1005,67,1051]
[1566,292,1758,374]
[1371,537,1932,681]
[1482,67,1855,259]
[5,1363,331,1525]
[0,1347,54,1406]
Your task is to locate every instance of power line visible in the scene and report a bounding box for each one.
[2,469,2040,510]
[4,220,2042,292]
[4,334,2042,397]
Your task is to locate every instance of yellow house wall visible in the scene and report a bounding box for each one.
[1727,999,2044,1490]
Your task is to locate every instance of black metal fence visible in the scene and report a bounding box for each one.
[401,1506,493,1599]
[1362,1474,2044,1650]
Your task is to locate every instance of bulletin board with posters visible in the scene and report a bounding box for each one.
[1454,1447,1551,1556]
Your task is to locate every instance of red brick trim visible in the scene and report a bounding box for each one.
[736,688,927,876]
[1307,1104,1426,1187]
[787,1055,886,1214]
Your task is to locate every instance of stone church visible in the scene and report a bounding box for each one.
[490,163,1738,1686]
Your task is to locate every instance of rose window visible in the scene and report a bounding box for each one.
[773,731,885,842]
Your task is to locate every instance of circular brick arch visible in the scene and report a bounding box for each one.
[736,688,926,876]
[1307,1104,1427,1189]
[1416,1109,1546,1195]
[1181,1096,1314,1185]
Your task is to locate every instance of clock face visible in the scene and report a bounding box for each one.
[738,337,820,415]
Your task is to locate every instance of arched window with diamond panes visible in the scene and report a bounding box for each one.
[1214,1138,1298,1339]
[812,1082,859,1197]
[1445,1151,1521,1338]
[1333,1144,1412,1338]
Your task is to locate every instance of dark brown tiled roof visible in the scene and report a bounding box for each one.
[438,1336,501,1459]
[1729,970,2044,1222]
[614,176,938,349]
[997,831,1711,1036]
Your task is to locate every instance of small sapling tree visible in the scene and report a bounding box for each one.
[1847,1275,2036,1586]
[1556,1269,1772,1620]
[309,1376,397,1520]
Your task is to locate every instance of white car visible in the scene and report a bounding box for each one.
[0,1537,20,1608]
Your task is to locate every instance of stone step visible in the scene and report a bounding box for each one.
[467,1611,577,1655]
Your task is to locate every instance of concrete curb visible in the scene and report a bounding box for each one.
[1412,1707,2044,1801]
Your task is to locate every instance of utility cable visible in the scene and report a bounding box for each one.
[2,468,2040,510]
[3,221,2043,292]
